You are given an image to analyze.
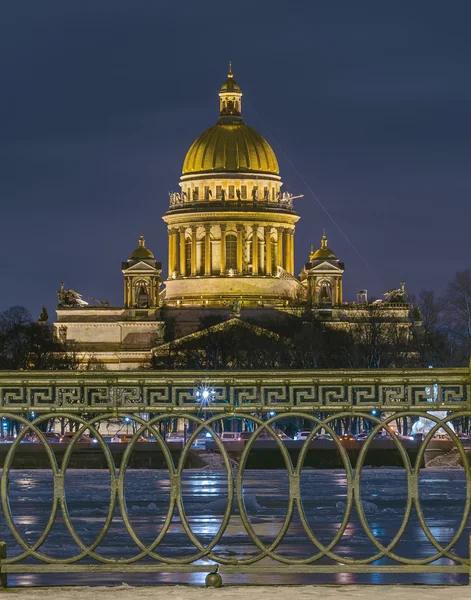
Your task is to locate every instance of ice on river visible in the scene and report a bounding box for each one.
[1,468,470,586]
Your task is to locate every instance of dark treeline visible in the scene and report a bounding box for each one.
[1,270,470,371]
[0,306,99,371]
[151,270,471,370]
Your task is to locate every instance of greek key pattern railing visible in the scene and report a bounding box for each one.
[0,367,470,586]
[0,367,469,413]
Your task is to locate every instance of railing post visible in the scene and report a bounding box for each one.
[0,541,7,590]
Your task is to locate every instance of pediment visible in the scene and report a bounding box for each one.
[308,261,343,273]
[123,261,159,273]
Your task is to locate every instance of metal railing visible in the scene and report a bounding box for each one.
[0,366,470,587]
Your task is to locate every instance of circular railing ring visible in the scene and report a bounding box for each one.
[234,413,298,565]
[1,413,61,563]
[173,414,236,565]
[294,412,356,564]
[54,413,120,564]
[353,412,416,564]
[116,414,179,563]
[411,411,471,565]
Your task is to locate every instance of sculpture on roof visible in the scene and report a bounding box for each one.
[57,282,89,307]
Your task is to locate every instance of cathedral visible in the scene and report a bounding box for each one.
[55,68,411,369]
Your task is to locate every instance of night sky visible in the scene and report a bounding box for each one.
[1,1,470,319]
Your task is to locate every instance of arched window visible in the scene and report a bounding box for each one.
[134,280,149,308]
[185,238,191,275]
[225,234,237,271]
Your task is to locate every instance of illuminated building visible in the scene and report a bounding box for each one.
[54,68,413,369]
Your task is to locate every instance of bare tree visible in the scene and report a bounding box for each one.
[441,269,471,351]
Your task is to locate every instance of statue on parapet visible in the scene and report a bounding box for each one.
[229,298,241,317]
[384,282,407,303]
[57,282,89,307]
[38,306,48,323]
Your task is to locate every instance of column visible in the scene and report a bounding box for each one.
[236,224,244,274]
[289,229,295,274]
[220,223,227,274]
[168,228,178,277]
[265,227,272,275]
[204,224,211,276]
[277,227,284,269]
[191,226,197,276]
[312,276,318,305]
[283,229,290,273]
[179,227,186,276]
[339,278,343,305]
[252,224,259,275]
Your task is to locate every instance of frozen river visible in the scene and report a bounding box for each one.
[1,468,470,586]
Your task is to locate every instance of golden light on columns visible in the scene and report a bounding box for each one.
[162,68,302,306]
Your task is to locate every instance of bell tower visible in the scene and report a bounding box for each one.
[122,235,162,309]
[300,231,345,307]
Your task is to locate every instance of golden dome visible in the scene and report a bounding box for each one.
[182,121,279,176]
[310,231,337,260]
[182,67,279,176]
[130,235,155,260]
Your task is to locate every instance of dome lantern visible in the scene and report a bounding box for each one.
[219,61,242,117]
[310,230,337,260]
[129,235,155,261]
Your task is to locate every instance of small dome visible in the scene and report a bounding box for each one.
[310,231,337,260]
[311,247,337,260]
[130,235,155,260]
[220,62,241,92]
[220,75,241,92]
[182,121,279,175]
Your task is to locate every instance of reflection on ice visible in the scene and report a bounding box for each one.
[0,468,469,586]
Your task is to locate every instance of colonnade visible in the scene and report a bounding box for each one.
[167,224,295,278]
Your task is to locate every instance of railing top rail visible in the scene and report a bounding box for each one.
[0,366,469,414]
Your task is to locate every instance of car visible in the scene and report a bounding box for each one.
[293,431,312,441]
[166,432,185,443]
[60,432,98,444]
[240,431,253,441]
[0,435,16,443]
[117,434,147,443]
[277,431,291,440]
[192,432,212,448]
[219,432,241,441]
[43,432,61,443]
[313,433,333,440]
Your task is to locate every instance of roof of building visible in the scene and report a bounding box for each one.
[310,231,337,261]
[129,235,155,260]
[181,69,279,176]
